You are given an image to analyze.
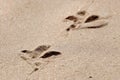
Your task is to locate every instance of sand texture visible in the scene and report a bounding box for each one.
[0,0,120,80]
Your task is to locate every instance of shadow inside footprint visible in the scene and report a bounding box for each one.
[85,15,99,23]
[65,15,78,22]
[82,23,108,29]
[20,45,51,59]
[40,51,61,58]
[21,45,51,54]
[34,45,51,52]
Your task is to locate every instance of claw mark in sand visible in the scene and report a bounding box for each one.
[62,0,117,36]
[19,45,62,80]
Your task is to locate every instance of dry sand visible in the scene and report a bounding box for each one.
[0,0,120,80]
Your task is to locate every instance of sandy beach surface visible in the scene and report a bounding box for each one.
[0,0,120,80]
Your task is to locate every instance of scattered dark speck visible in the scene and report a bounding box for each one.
[34,68,39,71]
[66,28,70,31]
[113,37,116,39]
[32,56,36,59]
[34,62,41,66]
[89,76,93,78]
[21,50,28,53]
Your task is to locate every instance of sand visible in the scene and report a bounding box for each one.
[0,0,120,80]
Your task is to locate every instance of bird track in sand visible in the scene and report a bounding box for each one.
[19,0,120,79]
